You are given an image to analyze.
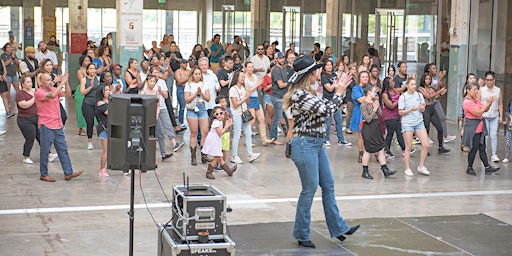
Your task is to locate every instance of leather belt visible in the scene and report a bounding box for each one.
[293,132,326,138]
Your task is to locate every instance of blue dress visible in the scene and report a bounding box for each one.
[349,85,364,131]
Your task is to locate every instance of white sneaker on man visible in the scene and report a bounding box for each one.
[502,158,509,163]
[417,166,430,176]
[88,142,94,150]
[404,169,414,176]
[491,154,500,162]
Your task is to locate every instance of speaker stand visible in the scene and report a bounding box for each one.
[128,169,135,256]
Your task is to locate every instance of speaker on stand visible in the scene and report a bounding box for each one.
[107,94,158,256]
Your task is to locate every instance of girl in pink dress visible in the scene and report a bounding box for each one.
[201,106,237,179]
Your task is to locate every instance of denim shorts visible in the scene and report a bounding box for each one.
[98,130,107,140]
[6,75,19,83]
[402,121,425,132]
[186,103,209,119]
[248,96,260,110]
[263,93,273,107]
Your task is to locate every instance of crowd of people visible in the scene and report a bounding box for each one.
[0,32,506,179]
[0,31,506,248]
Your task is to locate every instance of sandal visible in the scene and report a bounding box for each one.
[345,129,353,134]
[78,129,86,136]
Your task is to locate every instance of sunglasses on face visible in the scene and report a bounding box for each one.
[214,112,224,116]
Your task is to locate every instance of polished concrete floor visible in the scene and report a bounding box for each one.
[0,97,511,255]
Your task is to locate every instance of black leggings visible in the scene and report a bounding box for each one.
[423,104,444,148]
[164,97,178,127]
[17,116,40,157]
[384,118,405,151]
[82,102,95,139]
[468,133,490,168]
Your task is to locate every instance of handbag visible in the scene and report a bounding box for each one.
[186,82,198,110]
[234,86,254,123]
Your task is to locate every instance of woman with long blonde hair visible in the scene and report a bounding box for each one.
[283,55,359,249]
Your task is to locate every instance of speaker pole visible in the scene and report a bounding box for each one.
[128,168,135,256]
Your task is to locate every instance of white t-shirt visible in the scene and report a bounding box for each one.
[398,91,425,126]
[250,54,271,79]
[35,50,58,64]
[229,85,248,116]
[202,70,219,110]
[185,81,209,105]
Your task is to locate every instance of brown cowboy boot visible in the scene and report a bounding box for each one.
[206,164,215,179]
[221,163,237,176]
[259,123,274,146]
[190,146,197,166]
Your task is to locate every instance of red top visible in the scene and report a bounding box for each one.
[261,75,272,95]
[463,97,483,133]
[16,90,38,118]
[35,87,64,129]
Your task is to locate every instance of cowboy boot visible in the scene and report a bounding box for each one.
[259,123,274,146]
[201,147,211,164]
[358,151,363,163]
[221,163,237,176]
[206,164,215,179]
[190,147,197,166]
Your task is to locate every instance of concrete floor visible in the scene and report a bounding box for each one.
[0,97,511,255]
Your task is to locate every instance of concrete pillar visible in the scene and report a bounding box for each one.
[41,0,57,43]
[199,0,213,45]
[446,0,471,121]
[116,0,143,69]
[326,0,342,56]
[491,0,508,74]
[22,1,35,50]
[68,0,88,90]
[251,0,269,53]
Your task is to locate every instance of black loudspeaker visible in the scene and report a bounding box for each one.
[107,94,158,172]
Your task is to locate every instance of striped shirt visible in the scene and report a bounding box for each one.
[290,89,343,134]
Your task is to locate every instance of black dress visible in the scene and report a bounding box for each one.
[361,102,385,153]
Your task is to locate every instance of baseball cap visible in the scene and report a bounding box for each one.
[112,64,123,69]
[276,52,285,58]
[180,59,189,64]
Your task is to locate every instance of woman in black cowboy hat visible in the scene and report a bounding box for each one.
[283,55,360,248]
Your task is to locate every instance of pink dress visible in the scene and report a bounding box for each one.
[201,119,223,156]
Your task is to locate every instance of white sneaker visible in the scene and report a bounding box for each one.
[48,153,59,162]
[404,169,414,176]
[23,158,34,164]
[87,142,94,150]
[491,154,500,162]
[417,166,430,176]
[248,152,261,163]
[277,127,282,133]
[0,130,5,136]
[443,135,456,143]
[324,141,331,146]
[231,156,243,164]
[502,158,509,163]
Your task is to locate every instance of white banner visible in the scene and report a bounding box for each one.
[117,0,143,47]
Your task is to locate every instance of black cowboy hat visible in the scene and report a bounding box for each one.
[288,55,324,84]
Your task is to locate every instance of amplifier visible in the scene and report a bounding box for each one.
[171,184,226,240]
[158,224,235,256]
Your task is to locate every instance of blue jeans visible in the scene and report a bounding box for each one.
[176,85,186,124]
[270,95,285,140]
[325,107,345,143]
[290,135,350,241]
[39,125,74,176]
[484,116,499,155]
[232,114,253,158]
